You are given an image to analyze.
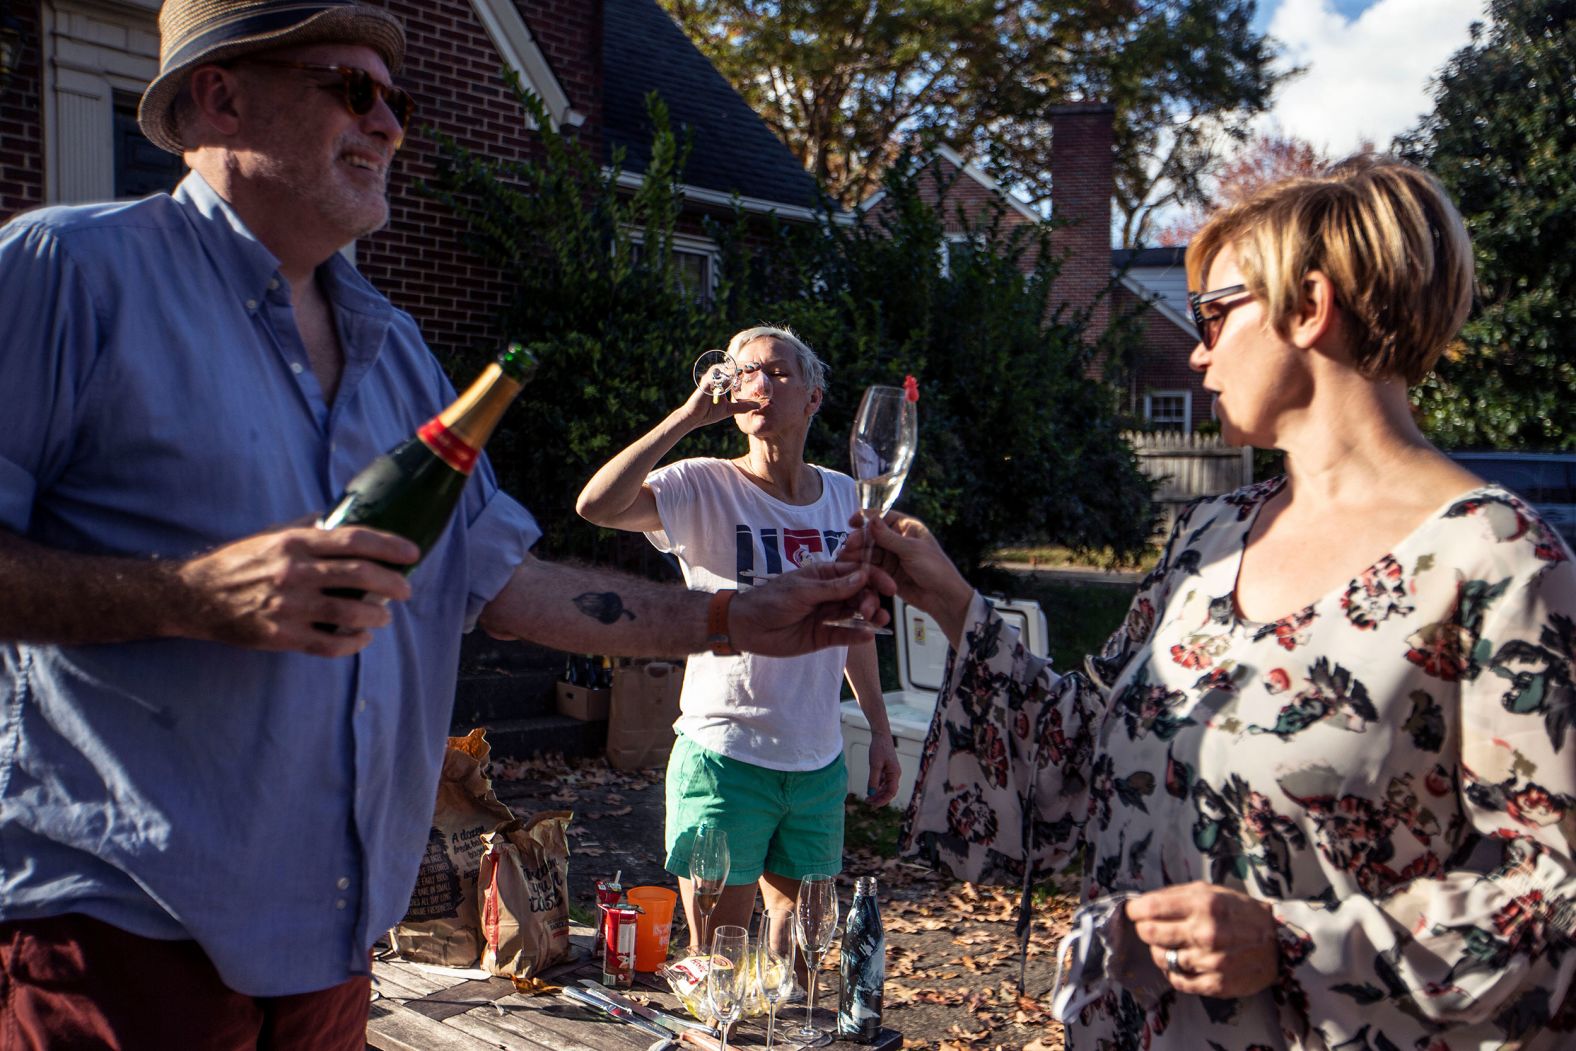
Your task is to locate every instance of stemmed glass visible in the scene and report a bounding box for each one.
[793,873,839,1046]
[755,907,796,1050]
[827,384,919,635]
[689,824,730,950]
[708,925,751,1051]
[691,349,739,404]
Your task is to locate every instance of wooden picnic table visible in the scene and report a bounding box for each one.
[367,925,901,1051]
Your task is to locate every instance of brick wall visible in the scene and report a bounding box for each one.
[926,156,1033,236]
[358,0,602,360]
[1115,284,1212,428]
[864,152,1042,266]
[0,1,45,220]
[1049,104,1114,344]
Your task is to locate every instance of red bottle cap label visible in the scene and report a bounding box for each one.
[418,420,479,474]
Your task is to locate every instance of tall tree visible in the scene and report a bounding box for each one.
[659,0,1286,244]
[1398,0,1576,449]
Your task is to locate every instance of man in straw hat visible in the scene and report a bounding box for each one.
[0,2,888,1045]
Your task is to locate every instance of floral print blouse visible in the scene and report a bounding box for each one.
[900,479,1576,1050]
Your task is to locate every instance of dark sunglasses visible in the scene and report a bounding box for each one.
[1187,283,1251,349]
[239,60,414,138]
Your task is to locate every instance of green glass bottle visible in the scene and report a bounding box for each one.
[313,342,537,628]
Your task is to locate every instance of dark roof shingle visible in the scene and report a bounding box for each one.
[602,0,823,212]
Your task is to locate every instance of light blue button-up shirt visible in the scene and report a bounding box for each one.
[0,172,540,995]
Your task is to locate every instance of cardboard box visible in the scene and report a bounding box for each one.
[555,681,611,721]
[605,660,684,771]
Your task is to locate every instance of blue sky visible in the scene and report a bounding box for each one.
[1245,0,1484,154]
[1253,0,1377,32]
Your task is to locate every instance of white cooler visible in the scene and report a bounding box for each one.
[841,595,1049,808]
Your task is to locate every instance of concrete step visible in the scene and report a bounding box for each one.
[455,713,607,761]
[452,667,560,725]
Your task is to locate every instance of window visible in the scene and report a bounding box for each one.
[671,246,712,304]
[1143,390,1192,431]
[628,231,718,306]
[42,0,164,203]
[114,91,185,198]
[938,233,977,277]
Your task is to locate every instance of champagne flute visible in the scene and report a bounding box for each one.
[689,824,730,950]
[793,873,839,1046]
[691,349,739,404]
[827,384,918,635]
[756,907,796,1050]
[708,925,751,1051]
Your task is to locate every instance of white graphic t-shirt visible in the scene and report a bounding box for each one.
[645,457,859,770]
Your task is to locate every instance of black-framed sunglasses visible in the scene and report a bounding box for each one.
[1187,283,1251,349]
[238,59,414,138]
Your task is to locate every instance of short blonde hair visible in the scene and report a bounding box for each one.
[1186,154,1474,384]
[726,325,829,394]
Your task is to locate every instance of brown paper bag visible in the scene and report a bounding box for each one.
[388,728,516,965]
[478,812,573,979]
[605,660,683,771]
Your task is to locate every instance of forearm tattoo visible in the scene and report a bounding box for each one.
[573,592,636,624]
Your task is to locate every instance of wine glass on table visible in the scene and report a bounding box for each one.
[756,907,796,1050]
[826,383,919,635]
[793,873,839,1047]
[707,925,751,1051]
[689,824,730,950]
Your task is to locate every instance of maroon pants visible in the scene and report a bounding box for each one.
[0,914,369,1051]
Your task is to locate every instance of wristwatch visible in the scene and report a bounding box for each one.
[707,589,737,656]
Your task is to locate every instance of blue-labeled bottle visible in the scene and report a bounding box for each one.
[837,876,885,1043]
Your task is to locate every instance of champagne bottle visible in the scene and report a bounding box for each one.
[837,875,885,1043]
[313,342,538,629]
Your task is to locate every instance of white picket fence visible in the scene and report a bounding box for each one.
[1123,431,1254,530]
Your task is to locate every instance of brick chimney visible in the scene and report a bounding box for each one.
[1048,103,1115,348]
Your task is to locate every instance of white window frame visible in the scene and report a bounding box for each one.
[626,229,720,304]
[1143,389,1192,431]
[41,0,161,205]
[938,232,978,278]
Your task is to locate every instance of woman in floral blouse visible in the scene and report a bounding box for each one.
[854,156,1576,1049]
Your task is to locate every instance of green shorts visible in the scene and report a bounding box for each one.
[664,735,846,884]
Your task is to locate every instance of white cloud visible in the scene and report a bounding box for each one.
[1260,0,1484,154]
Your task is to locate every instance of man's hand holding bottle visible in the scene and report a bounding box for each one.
[172,523,419,658]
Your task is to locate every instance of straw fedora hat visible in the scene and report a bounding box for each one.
[138,0,406,155]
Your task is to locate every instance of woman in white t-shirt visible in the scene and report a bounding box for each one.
[577,326,900,952]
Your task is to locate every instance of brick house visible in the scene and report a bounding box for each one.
[858,109,1211,432]
[0,0,821,358]
[1112,246,1212,432]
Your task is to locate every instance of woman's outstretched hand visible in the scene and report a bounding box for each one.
[731,560,897,656]
[1126,882,1281,999]
[844,512,975,647]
